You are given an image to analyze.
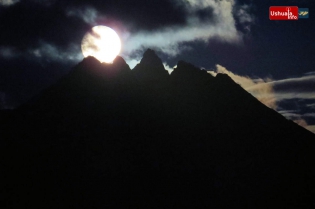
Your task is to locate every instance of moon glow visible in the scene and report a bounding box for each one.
[81,26,121,63]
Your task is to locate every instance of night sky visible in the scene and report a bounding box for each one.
[0,0,314,133]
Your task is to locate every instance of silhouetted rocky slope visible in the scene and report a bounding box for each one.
[1,49,314,209]
[133,49,169,81]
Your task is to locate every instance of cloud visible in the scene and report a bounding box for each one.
[282,113,314,133]
[0,2,86,50]
[305,71,315,76]
[66,7,99,25]
[210,68,315,108]
[235,4,254,24]
[234,4,255,33]
[0,42,83,64]
[207,64,315,133]
[280,110,303,120]
[303,113,315,118]
[294,118,308,128]
[125,58,140,70]
[306,125,315,133]
[208,64,276,109]
[28,0,56,7]
[277,109,315,134]
[277,109,298,114]
[125,57,175,75]
[279,111,315,119]
[28,42,83,63]
[121,0,253,59]
[0,0,19,6]
[306,103,315,109]
[271,75,315,100]
[163,63,176,74]
[0,0,254,67]
[0,47,20,59]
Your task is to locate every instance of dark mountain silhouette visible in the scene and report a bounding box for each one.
[133,48,169,81]
[1,49,314,209]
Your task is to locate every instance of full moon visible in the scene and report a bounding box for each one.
[81,26,121,63]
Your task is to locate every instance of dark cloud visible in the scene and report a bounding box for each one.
[0,0,192,107]
[0,0,190,59]
[28,0,57,7]
[62,0,188,32]
[236,0,315,78]
[0,0,19,7]
[194,7,215,22]
[272,75,315,93]
[0,1,88,50]
[276,103,315,133]
[0,0,314,117]
[307,103,315,109]
[207,64,315,133]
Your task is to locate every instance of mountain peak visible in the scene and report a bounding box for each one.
[140,49,164,68]
[64,55,131,83]
[132,49,168,80]
[112,56,131,74]
[113,56,127,66]
[80,56,101,68]
[143,48,156,56]
[176,60,201,71]
[171,60,213,84]
[215,73,235,85]
[4,47,315,209]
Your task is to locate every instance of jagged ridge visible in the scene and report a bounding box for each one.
[1,49,314,209]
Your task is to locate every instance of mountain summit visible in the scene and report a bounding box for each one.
[133,49,169,81]
[1,49,314,209]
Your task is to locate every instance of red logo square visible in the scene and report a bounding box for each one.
[269,6,299,20]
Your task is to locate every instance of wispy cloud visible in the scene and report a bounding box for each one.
[305,71,315,76]
[306,125,315,133]
[303,113,315,118]
[28,42,83,63]
[271,75,315,100]
[283,113,315,133]
[125,58,141,70]
[0,0,255,73]
[234,4,255,33]
[208,65,315,133]
[163,63,176,74]
[0,46,20,59]
[208,64,276,109]
[28,0,56,7]
[66,7,99,25]
[1,42,83,63]
[122,0,253,60]
[0,0,19,6]
[306,103,315,109]
[235,4,254,24]
[210,68,315,109]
